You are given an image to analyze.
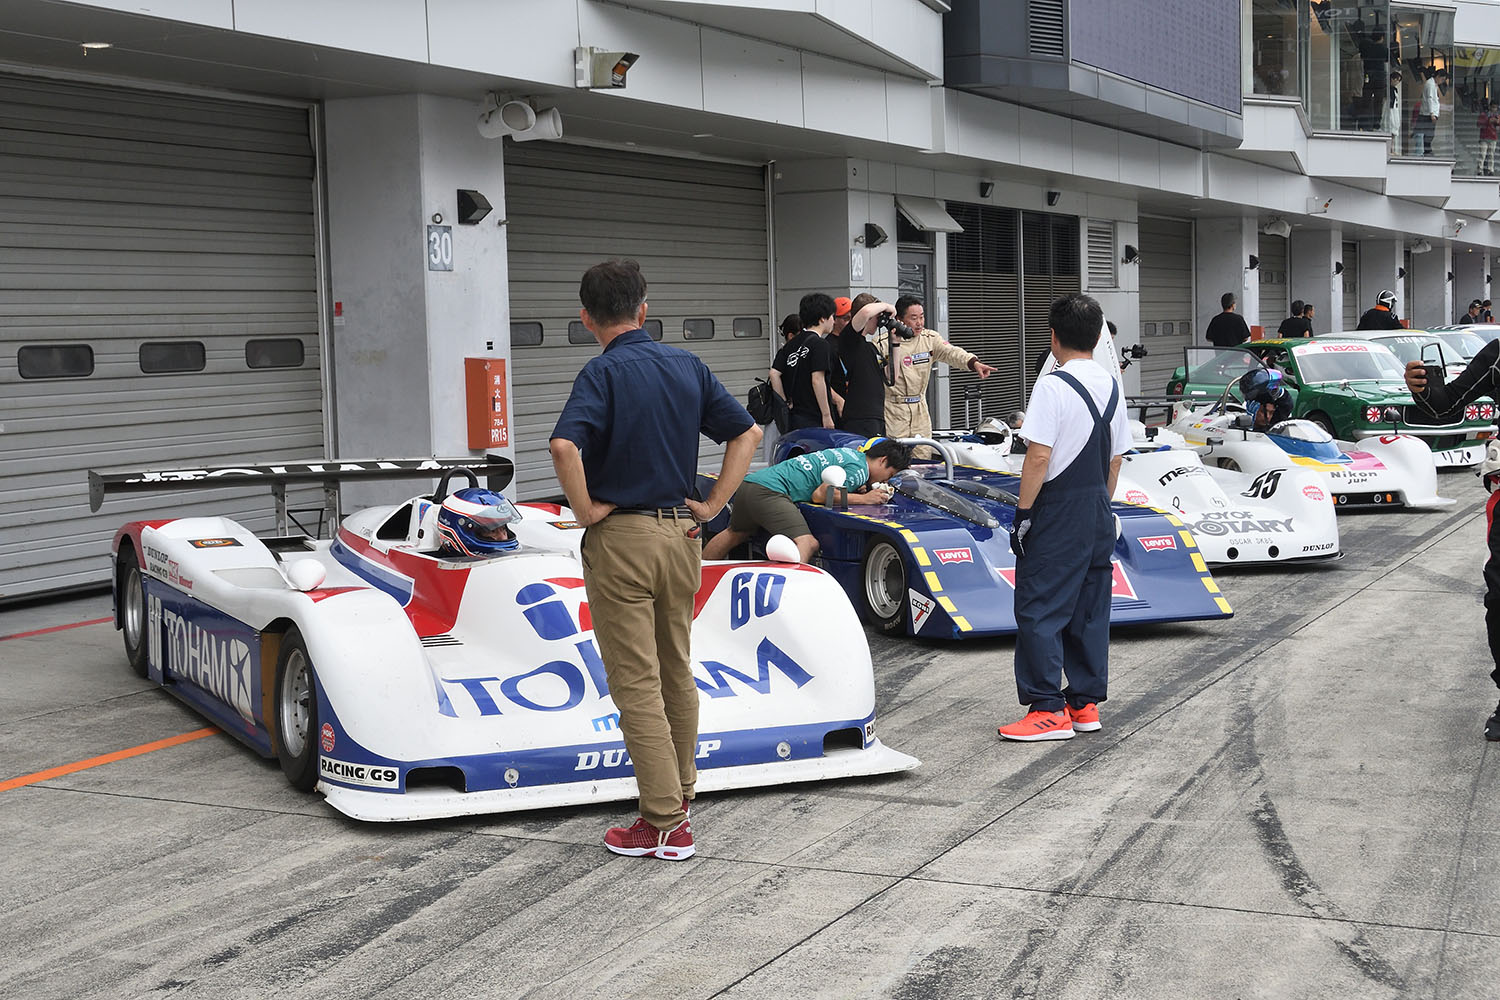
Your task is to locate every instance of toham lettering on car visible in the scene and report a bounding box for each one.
[440,573,814,718]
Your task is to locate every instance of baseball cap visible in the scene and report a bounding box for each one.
[833,296,853,317]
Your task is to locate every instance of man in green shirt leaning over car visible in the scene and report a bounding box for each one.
[701,439,913,563]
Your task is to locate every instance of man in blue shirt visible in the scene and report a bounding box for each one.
[701,440,912,563]
[550,259,760,861]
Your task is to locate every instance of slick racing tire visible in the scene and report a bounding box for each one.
[1217,457,1241,472]
[1307,411,1335,436]
[119,547,149,678]
[275,627,321,792]
[861,539,908,634]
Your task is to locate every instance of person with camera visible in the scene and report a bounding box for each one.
[875,295,996,441]
[836,294,893,437]
[1404,345,1500,741]
[999,294,1131,742]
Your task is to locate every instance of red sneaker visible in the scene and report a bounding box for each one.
[604,816,696,860]
[998,710,1074,742]
[1066,702,1101,732]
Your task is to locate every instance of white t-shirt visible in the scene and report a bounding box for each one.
[1019,358,1132,482]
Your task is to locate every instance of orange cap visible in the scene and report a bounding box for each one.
[834,296,853,317]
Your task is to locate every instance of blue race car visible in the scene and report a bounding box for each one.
[748,429,1232,639]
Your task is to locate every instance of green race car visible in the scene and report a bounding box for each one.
[1164,338,1496,468]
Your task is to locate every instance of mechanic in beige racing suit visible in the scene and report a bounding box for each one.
[875,296,997,439]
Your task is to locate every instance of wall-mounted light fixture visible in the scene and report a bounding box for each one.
[1262,218,1292,238]
[1247,254,1260,271]
[1121,245,1140,265]
[456,189,492,225]
[1487,273,1494,284]
[1046,190,1061,207]
[575,47,639,88]
[477,94,563,141]
[1397,266,1407,279]
[1411,239,1433,254]
[979,180,994,199]
[1333,261,1344,276]
[856,223,888,249]
[1447,271,1456,282]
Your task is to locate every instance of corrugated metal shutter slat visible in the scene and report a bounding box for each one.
[0,73,321,599]
[504,143,769,495]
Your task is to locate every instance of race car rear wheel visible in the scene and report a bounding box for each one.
[119,548,148,678]
[275,628,320,792]
[861,539,907,634]
[1217,457,1241,472]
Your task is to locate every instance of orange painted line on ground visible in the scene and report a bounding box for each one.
[0,616,114,641]
[0,727,219,793]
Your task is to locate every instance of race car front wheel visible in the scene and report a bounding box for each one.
[119,548,149,678]
[1307,411,1335,436]
[861,539,907,634]
[275,628,320,792]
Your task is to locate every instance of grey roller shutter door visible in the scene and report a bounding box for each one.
[1138,216,1193,395]
[504,143,769,497]
[1258,232,1289,327]
[1341,241,1359,331]
[0,74,321,600]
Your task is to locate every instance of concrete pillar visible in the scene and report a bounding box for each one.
[1410,244,1453,329]
[1289,228,1343,334]
[1196,217,1260,336]
[1358,239,1403,330]
[325,94,512,505]
[1453,242,1487,322]
[773,158,898,320]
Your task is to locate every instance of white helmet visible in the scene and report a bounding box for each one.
[1479,439,1500,493]
[1377,289,1397,308]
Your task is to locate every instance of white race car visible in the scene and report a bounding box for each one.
[92,458,918,823]
[1170,400,1455,511]
[931,419,1340,565]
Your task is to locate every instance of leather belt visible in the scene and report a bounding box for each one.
[612,506,697,520]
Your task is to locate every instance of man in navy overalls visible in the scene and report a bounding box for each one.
[1000,294,1131,742]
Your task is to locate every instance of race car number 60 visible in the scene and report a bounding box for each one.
[730,572,785,631]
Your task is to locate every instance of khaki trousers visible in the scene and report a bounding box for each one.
[581,513,702,830]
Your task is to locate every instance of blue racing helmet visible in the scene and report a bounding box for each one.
[1239,368,1288,423]
[436,487,520,555]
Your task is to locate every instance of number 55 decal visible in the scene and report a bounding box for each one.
[1241,469,1282,500]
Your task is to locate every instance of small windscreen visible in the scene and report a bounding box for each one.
[890,472,1000,528]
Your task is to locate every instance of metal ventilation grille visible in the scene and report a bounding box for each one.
[1086,220,1116,289]
[1021,212,1081,396]
[420,634,464,647]
[1028,0,1065,57]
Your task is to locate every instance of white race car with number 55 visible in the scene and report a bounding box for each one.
[92,457,917,823]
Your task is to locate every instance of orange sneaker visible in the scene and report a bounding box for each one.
[1066,702,1101,732]
[998,710,1074,742]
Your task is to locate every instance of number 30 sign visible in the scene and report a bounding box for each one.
[426,225,453,271]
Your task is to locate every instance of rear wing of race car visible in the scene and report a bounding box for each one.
[88,456,513,535]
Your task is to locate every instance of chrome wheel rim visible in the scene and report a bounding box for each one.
[279,649,312,758]
[864,544,904,621]
[123,565,144,650]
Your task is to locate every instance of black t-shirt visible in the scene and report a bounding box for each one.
[773,330,833,422]
[1356,307,1403,330]
[1276,316,1312,338]
[1205,312,1251,347]
[838,325,886,426]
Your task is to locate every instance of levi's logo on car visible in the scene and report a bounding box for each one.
[189,537,241,548]
[933,547,973,564]
[1138,535,1177,552]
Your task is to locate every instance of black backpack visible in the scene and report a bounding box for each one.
[746,378,789,432]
